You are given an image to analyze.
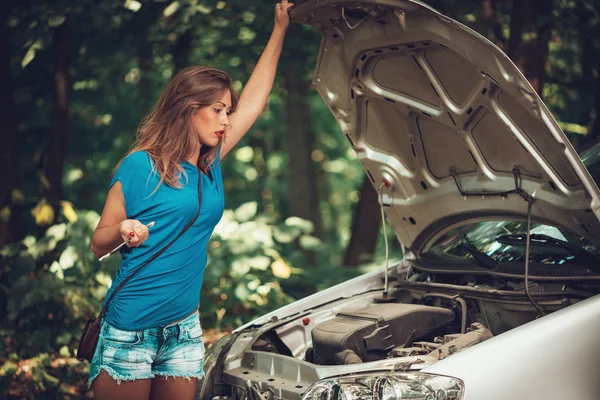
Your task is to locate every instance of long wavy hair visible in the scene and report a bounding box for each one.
[119,66,238,191]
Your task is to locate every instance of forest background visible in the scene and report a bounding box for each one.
[2,0,600,398]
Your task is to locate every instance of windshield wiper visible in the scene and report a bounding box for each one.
[495,233,600,271]
[458,233,497,269]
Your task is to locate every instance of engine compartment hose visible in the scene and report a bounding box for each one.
[334,349,363,365]
[423,293,467,334]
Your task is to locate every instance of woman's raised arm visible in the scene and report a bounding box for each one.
[221,0,293,159]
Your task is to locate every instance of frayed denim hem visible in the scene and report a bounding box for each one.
[153,371,204,382]
[87,365,154,388]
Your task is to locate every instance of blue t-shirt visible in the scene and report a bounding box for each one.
[102,150,224,330]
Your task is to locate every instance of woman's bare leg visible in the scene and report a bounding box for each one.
[149,376,198,400]
[92,371,152,400]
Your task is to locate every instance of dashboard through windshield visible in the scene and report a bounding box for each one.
[427,220,600,265]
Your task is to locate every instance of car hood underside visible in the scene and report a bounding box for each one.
[290,0,600,250]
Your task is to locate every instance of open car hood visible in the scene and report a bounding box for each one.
[290,0,600,250]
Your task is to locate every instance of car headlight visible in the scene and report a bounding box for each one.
[301,372,464,400]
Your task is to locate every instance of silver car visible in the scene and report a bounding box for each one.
[199,1,600,399]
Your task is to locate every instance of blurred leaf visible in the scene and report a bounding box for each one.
[272,224,301,243]
[21,39,42,69]
[234,201,257,222]
[58,246,77,269]
[299,235,322,250]
[271,258,291,279]
[248,255,271,271]
[234,282,251,302]
[46,224,67,241]
[31,200,55,226]
[0,207,9,223]
[163,1,180,17]
[47,15,66,27]
[235,146,254,162]
[124,0,142,12]
[285,217,314,234]
[61,201,78,223]
[59,345,70,357]
[11,189,25,203]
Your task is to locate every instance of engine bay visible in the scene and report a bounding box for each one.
[202,262,599,399]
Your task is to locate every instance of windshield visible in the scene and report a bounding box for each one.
[427,220,600,265]
[580,143,600,185]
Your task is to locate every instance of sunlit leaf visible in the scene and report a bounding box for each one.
[47,15,66,27]
[234,202,258,222]
[124,0,142,12]
[242,11,255,23]
[163,1,180,17]
[257,284,271,296]
[238,26,256,43]
[213,211,240,238]
[285,216,313,234]
[234,282,250,302]
[31,200,55,226]
[61,201,78,223]
[235,146,254,162]
[231,221,274,248]
[21,40,42,69]
[558,121,587,135]
[11,189,24,203]
[46,224,67,241]
[244,167,257,181]
[248,255,271,271]
[59,246,77,269]
[299,235,322,250]
[196,4,212,14]
[273,224,301,243]
[95,272,112,287]
[247,279,260,290]
[231,258,251,275]
[59,345,70,358]
[271,258,291,279]
[49,261,64,279]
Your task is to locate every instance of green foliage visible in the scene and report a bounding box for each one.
[0,352,88,399]
[0,210,113,359]
[201,202,364,329]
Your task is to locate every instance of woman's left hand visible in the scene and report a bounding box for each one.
[274,0,294,32]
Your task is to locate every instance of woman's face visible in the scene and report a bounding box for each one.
[191,89,232,148]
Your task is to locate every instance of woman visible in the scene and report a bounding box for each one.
[87,1,293,398]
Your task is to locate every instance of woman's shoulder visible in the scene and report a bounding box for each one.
[123,150,152,165]
[119,150,154,171]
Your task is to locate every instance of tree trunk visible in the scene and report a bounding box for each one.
[586,56,600,147]
[283,45,324,240]
[0,0,20,245]
[506,0,525,62]
[474,0,505,47]
[173,29,192,74]
[522,0,553,96]
[136,2,164,116]
[44,18,69,218]
[343,177,381,267]
[576,2,594,127]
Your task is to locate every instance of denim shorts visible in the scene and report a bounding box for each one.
[88,311,205,387]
